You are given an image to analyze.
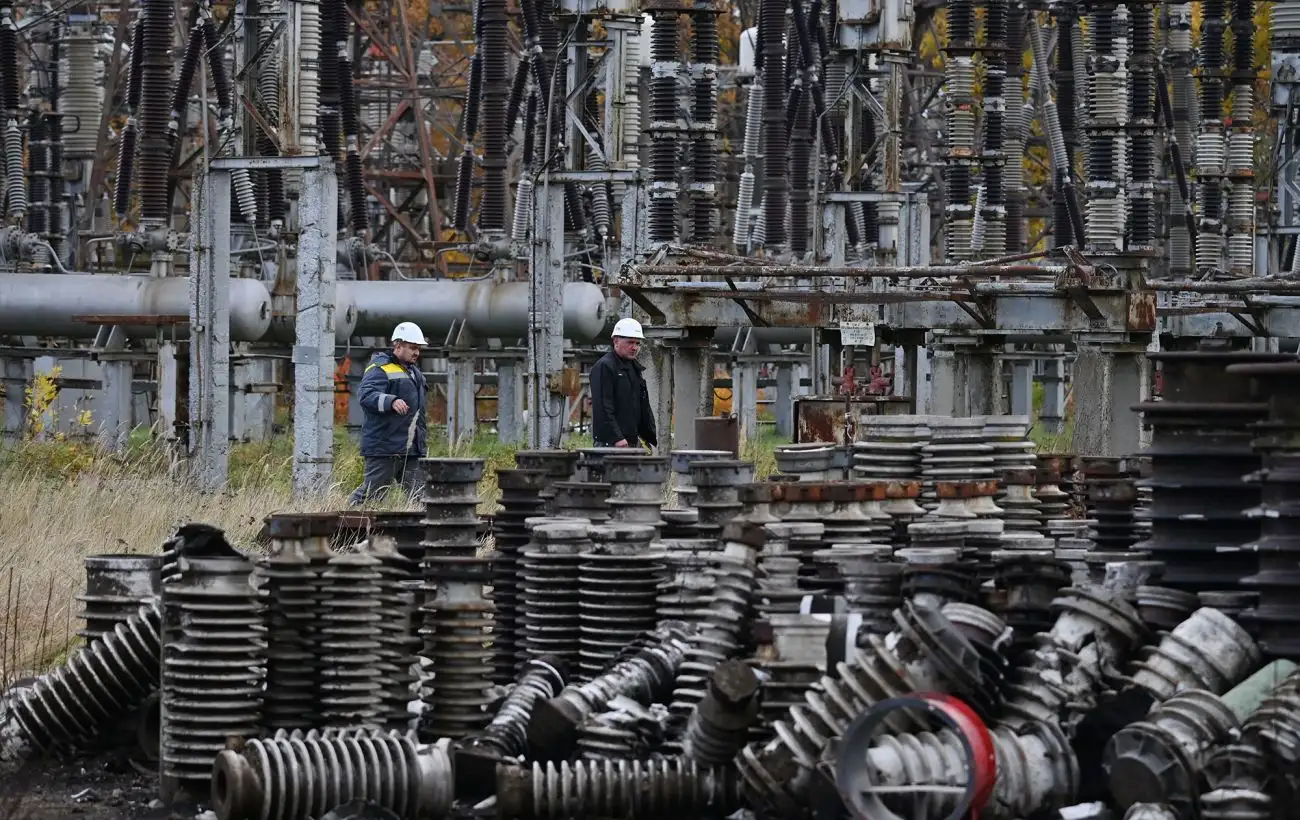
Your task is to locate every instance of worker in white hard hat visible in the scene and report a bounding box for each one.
[588,317,658,449]
[349,321,430,505]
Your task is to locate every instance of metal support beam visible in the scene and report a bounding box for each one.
[189,167,233,491]
[528,182,567,449]
[292,162,339,498]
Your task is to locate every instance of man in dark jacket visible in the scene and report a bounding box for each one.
[349,321,430,505]
[589,317,658,449]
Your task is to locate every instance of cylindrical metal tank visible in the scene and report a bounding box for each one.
[344,279,609,343]
[0,273,273,342]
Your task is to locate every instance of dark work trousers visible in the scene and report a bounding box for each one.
[348,455,425,505]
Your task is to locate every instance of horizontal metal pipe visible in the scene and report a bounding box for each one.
[345,279,610,343]
[630,264,1066,278]
[0,273,274,341]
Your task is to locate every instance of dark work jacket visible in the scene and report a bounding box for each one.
[356,351,429,458]
[589,351,657,447]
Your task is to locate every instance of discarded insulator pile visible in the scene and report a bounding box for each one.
[18,431,1300,820]
[1135,348,1290,597]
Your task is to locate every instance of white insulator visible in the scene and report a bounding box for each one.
[947,57,976,100]
[5,120,26,221]
[1071,25,1088,120]
[296,0,322,154]
[1198,131,1226,173]
[947,108,977,153]
[751,203,766,247]
[1227,186,1255,272]
[259,24,282,116]
[232,168,258,223]
[741,84,763,159]
[1172,74,1198,161]
[59,27,106,159]
[1228,131,1254,173]
[1085,193,1124,252]
[512,177,533,240]
[1089,72,1129,123]
[621,32,641,169]
[1169,188,1192,271]
[1292,235,1300,275]
[733,170,755,247]
[983,215,1007,258]
[1197,228,1223,270]
[1167,3,1193,51]
[945,216,973,260]
[970,185,987,250]
[1041,101,1069,171]
[1276,1,1300,40]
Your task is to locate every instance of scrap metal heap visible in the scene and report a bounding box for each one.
[6,362,1300,817]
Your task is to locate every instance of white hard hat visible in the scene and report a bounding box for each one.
[391,321,428,345]
[612,317,645,340]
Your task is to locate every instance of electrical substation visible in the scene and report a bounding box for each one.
[6,0,1300,817]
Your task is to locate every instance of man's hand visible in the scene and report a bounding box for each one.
[614,439,629,447]
[393,399,410,415]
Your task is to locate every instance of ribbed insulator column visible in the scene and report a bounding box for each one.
[1225,0,1256,274]
[137,0,176,226]
[478,0,509,232]
[944,0,978,259]
[981,0,1009,255]
[1004,6,1027,252]
[58,21,103,159]
[1196,0,1227,272]
[1083,2,1129,254]
[1051,5,1078,246]
[1166,2,1195,273]
[1127,2,1156,248]
[759,0,788,248]
[732,83,762,249]
[647,12,681,243]
[25,113,48,241]
[690,6,719,242]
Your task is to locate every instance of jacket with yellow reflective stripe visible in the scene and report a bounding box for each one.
[357,351,428,457]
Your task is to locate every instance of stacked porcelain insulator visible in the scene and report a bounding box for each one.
[667,449,732,508]
[492,469,551,685]
[160,554,266,792]
[515,449,579,510]
[419,458,493,740]
[690,460,754,536]
[922,417,1000,518]
[746,613,834,743]
[773,443,841,480]
[754,522,811,616]
[364,534,422,730]
[1083,1,1130,254]
[813,545,902,632]
[579,523,667,679]
[551,481,611,521]
[604,455,669,531]
[896,544,979,608]
[1035,454,1073,525]
[521,518,591,673]
[985,416,1046,538]
[667,521,762,724]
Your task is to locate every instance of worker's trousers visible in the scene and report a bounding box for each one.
[348,454,425,506]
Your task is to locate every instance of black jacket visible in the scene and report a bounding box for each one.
[589,351,657,447]
[356,351,428,458]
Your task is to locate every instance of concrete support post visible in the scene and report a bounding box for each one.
[97,357,134,451]
[1009,357,1035,418]
[646,341,673,451]
[670,337,712,450]
[496,358,523,444]
[189,166,232,491]
[774,363,794,438]
[1,357,27,442]
[245,358,277,442]
[927,343,997,417]
[1071,345,1147,457]
[157,343,178,443]
[292,162,339,499]
[528,182,567,449]
[734,360,760,442]
[446,353,477,447]
[1039,354,1066,433]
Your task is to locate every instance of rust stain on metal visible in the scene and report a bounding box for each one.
[1127,291,1157,331]
[934,479,1000,498]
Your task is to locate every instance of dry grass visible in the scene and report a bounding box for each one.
[0,426,785,680]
